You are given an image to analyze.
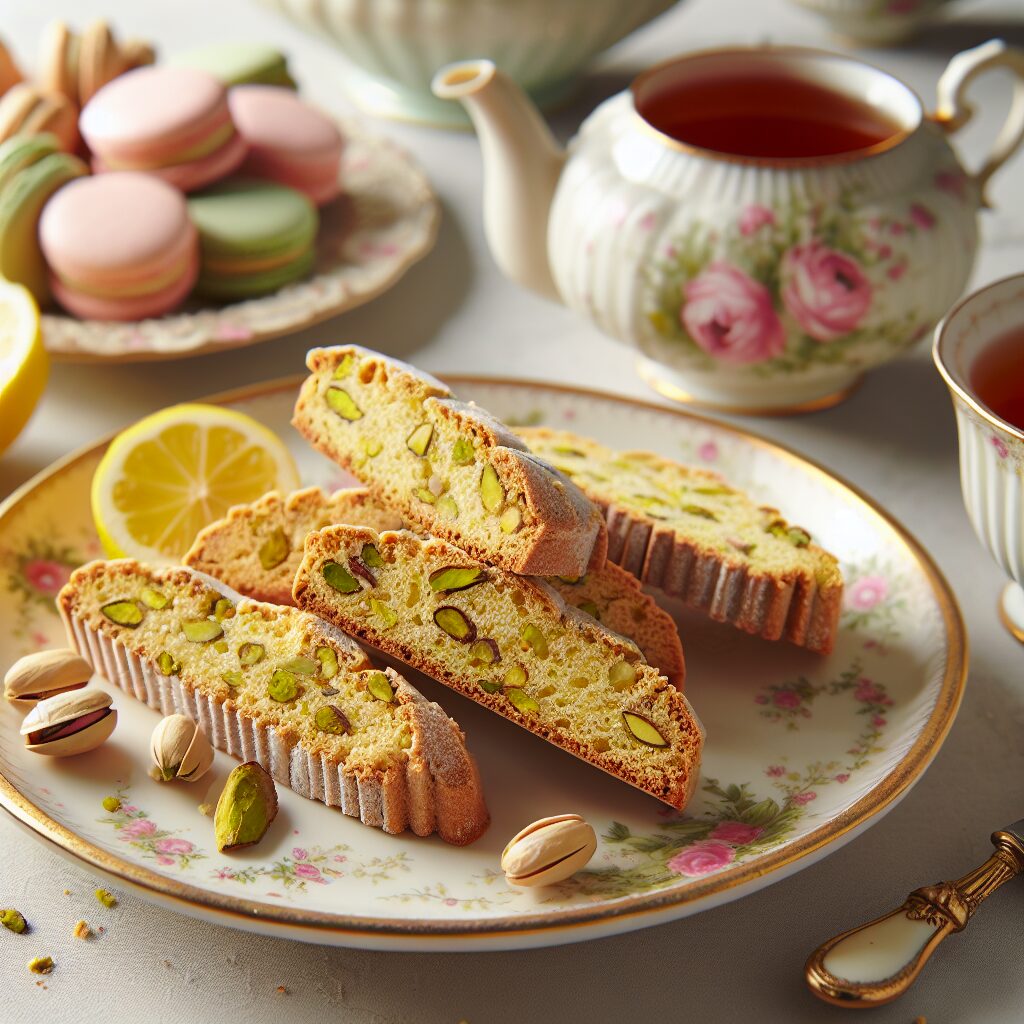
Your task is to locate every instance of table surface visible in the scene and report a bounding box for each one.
[3,0,1024,1020]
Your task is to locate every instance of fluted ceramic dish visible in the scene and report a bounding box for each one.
[42,119,439,363]
[257,0,682,127]
[0,377,965,950]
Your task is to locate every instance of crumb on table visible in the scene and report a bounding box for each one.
[0,908,27,934]
[28,956,53,975]
[94,889,117,909]
[73,920,92,940]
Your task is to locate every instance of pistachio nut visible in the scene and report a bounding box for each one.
[20,689,116,757]
[501,813,597,887]
[4,648,92,707]
[215,761,278,853]
[150,714,215,783]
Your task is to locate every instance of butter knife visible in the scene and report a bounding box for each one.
[805,820,1024,1008]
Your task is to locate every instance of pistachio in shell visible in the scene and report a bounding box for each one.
[20,689,116,756]
[150,714,215,783]
[501,813,597,887]
[4,648,92,707]
[214,761,278,853]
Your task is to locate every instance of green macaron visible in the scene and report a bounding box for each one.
[187,178,318,299]
[0,149,87,303]
[170,43,296,88]
[0,132,61,193]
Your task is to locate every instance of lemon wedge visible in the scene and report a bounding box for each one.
[92,403,300,562]
[0,278,47,456]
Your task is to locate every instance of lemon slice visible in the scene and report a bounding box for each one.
[0,278,47,455]
[92,403,300,563]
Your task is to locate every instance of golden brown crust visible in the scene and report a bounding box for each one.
[291,345,607,577]
[294,526,704,810]
[58,559,488,845]
[183,487,403,606]
[519,427,843,654]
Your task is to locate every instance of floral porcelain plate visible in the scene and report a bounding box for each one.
[41,120,439,363]
[0,378,965,950]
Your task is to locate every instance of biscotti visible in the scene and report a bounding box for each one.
[519,427,843,654]
[58,559,489,845]
[293,526,704,810]
[291,345,607,577]
[184,487,403,606]
[186,485,685,687]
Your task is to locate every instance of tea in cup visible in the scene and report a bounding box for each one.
[934,274,1024,641]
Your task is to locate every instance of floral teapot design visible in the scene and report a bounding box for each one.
[433,42,1024,413]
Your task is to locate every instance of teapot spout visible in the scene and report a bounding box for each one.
[433,60,565,301]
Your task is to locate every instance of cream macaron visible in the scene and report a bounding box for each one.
[40,172,199,321]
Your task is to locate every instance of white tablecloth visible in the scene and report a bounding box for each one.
[3,0,1024,1020]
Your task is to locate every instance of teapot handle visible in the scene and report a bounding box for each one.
[933,39,1024,208]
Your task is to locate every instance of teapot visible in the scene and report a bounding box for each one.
[433,42,1024,413]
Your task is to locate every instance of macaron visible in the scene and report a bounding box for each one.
[170,43,295,88]
[229,85,342,205]
[39,172,199,321]
[187,178,318,299]
[0,83,78,151]
[80,66,246,192]
[0,137,87,302]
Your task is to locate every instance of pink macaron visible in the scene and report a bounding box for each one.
[229,85,342,205]
[40,172,199,321]
[80,66,246,192]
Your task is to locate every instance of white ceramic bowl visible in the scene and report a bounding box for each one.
[257,0,682,126]
[934,273,1024,643]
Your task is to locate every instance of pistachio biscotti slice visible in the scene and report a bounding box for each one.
[185,484,686,687]
[518,428,843,654]
[58,559,489,845]
[291,345,607,577]
[293,526,704,810]
[184,487,404,606]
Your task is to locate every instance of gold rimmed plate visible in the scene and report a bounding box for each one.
[41,120,439,363]
[0,377,965,950]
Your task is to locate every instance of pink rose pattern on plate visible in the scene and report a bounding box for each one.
[648,192,942,373]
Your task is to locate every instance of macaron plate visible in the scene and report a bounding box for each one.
[39,117,439,363]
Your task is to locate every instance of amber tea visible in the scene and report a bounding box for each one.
[970,325,1024,431]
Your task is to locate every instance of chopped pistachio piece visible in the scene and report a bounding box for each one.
[503,665,528,688]
[499,506,522,533]
[213,640,229,654]
[326,387,363,420]
[406,422,434,457]
[506,688,539,714]
[101,796,121,813]
[183,619,223,643]
[520,624,549,658]
[622,711,668,748]
[101,600,143,627]
[316,647,338,679]
[27,956,52,974]
[139,587,169,610]
[480,464,504,512]
[156,651,181,676]
[428,566,488,594]
[238,642,265,666]
[1,908,27,934]
[95,889,117,909]
[215,762,278,853]
[577,600,601,620]
[682,505,717,521]
[452,437,475,465]
[468,638,500,666]
[213,598,235,621]
[414,486,437,505]
[258,528,290,570]
[332,353,355,378]
[366,672,395,703]
[436,494,459,519]
[268,669,299,702]
[369,598,398,628]
[361,543,384,568]
[282,656,317,675]
[362,437,383,458]
[347,555,377,587]
[222,671,244,688]
[322,560,360,594]
[609,661,636,689]
[314,704,351,735]
[479,680,502,694]
[433,606,477,643]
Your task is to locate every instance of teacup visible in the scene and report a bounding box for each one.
[934,274,1024,643]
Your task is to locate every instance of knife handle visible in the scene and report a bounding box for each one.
[805,830,1024,1008]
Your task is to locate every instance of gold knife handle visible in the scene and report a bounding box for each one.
[805,830,1024,1008]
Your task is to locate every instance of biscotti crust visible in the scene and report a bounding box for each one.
[294,527,704,810]
[519,427,843,654]
[184,486,404,606]
[58,559,488,845]
[291,345,607,577]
